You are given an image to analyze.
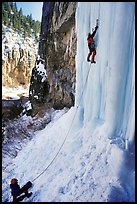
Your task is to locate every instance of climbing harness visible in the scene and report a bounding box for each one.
[31,63,92,183]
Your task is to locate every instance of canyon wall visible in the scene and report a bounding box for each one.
[29,2,77,109]
[2,26,37,87]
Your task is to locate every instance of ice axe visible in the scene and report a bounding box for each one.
[96,19,99,27]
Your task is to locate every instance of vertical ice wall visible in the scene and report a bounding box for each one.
[75,2,135,147]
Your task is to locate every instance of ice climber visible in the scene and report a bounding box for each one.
[10,178,32,202]
[87,20,98,63]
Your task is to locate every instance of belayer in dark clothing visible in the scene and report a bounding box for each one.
[87,20,99,63]
[10,178,32,202]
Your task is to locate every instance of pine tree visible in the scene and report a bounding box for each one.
[3,2,11,12]
[19,8,23,17]
[3,11,9,26]
[13,15,18,29]
[13,2,17,13]
[9,2,14,9]
[2,2,41,39]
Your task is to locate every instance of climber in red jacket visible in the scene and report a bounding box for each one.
[87,22,98,63]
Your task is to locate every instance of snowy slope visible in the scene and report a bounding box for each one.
[2,2,135,202]
[2,25,38,62]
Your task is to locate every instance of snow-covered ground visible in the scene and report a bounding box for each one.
[2,2,135,202]
[2,106,135,202]
[2,86,29,99]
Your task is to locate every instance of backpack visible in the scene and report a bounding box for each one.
[87,36,95,48]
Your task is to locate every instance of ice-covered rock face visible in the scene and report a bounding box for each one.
[29,56,50,104]
[2,25,38,87]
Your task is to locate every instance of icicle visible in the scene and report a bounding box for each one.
[125,138,128,150]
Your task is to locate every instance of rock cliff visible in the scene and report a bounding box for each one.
[2,25,37,87]
[29,2,77,109]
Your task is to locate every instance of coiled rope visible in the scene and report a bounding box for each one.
[32,63,92,183]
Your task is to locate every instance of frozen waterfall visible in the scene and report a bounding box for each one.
[75,2,135,149]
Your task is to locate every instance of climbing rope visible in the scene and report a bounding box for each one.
[32,63,92,183]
